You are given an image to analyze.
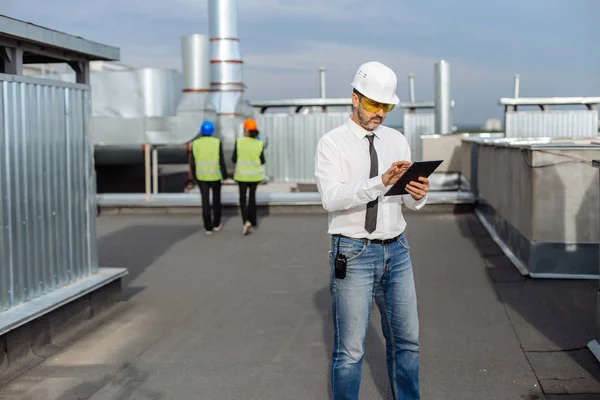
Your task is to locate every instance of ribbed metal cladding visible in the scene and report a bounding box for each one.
[256,113,348,182]
[505,110,599,138]
[403,111,435,161]
[0,75,97,310]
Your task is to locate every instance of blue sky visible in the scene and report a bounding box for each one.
[3,0,598,126]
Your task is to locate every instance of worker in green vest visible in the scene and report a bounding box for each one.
[190,120,228,235]
[232,119,266,235]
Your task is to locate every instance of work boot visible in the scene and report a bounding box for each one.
[242,221,252,236]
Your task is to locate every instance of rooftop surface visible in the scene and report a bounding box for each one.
[0,209,598,399]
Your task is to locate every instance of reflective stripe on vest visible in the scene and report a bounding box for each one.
[233,137,264,182]
[192,136,222,181]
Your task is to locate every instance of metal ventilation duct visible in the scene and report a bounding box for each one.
[181,34,210,91]
[171,34,217,144]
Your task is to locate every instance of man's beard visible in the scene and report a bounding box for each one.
[357,107,383,131]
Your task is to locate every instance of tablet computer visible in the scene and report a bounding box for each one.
[384,160,444,196]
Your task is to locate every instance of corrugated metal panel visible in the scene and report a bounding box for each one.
[0,76,97,310]
[505,110,599,138]
[0,83,9,311]
[403,111,435,161]
[256,113,348,182]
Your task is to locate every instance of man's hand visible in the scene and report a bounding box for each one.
[406,176,429,200]
[382,161,411,187]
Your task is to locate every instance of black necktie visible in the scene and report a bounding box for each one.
[365,134,378,234]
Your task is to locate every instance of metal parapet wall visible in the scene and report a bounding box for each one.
[589,160,600,362]
[0,75,126,335]
[0,75,100,310]
[0,19,129,383]
[462,137,600,279]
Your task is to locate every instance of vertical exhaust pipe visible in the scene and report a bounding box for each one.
[434,60,452,134]
[319,67,327,99]
[208,0,244,115]
[208,0,244,172]
[408,73,415,103]
[513,74,520,98]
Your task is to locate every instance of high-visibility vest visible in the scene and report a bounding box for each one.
[233,137,264,182]
[192,136,222,182]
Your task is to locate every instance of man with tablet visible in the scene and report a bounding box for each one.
[315,61,432,400]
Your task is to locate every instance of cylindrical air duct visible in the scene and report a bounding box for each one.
[408,73,415,103]
[513,74,520,98]
[319,67,326,98]
[208,0,244,115]
[434,60,452,134]
[181,34,210,91]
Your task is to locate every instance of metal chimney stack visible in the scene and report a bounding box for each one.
[208,0,244,114]
[408,73,416,103]
[434,60,452,134]
[208,0,245,166]
[319,67,326,99]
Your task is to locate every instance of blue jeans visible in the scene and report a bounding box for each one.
[329,233,420,400]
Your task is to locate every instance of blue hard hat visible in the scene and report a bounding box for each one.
[200,120,215,136]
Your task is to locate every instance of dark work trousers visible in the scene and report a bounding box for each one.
[198,181,222,231]
[237,182,259,226]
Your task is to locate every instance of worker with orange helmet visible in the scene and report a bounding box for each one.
[243,118,257,132]
[244,118,268,149]
[233,118,267,235]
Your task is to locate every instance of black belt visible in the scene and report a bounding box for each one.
[334,234,400,245]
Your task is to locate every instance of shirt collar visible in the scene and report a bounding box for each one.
[345,116,380,140]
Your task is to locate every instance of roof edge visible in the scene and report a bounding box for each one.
[0,14,120,61]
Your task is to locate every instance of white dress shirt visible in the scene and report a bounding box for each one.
[315,117,427,240]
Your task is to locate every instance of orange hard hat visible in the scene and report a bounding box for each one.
[243,119,257,130]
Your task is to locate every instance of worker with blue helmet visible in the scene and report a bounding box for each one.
[189,120,227,235]
[200,120,215,136]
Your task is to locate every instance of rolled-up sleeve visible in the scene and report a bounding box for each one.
[315,136,387,212]
[402,193,428,210]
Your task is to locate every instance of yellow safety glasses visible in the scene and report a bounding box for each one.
[359,96,395,113]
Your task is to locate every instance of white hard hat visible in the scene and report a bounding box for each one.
[351,61,400,105]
